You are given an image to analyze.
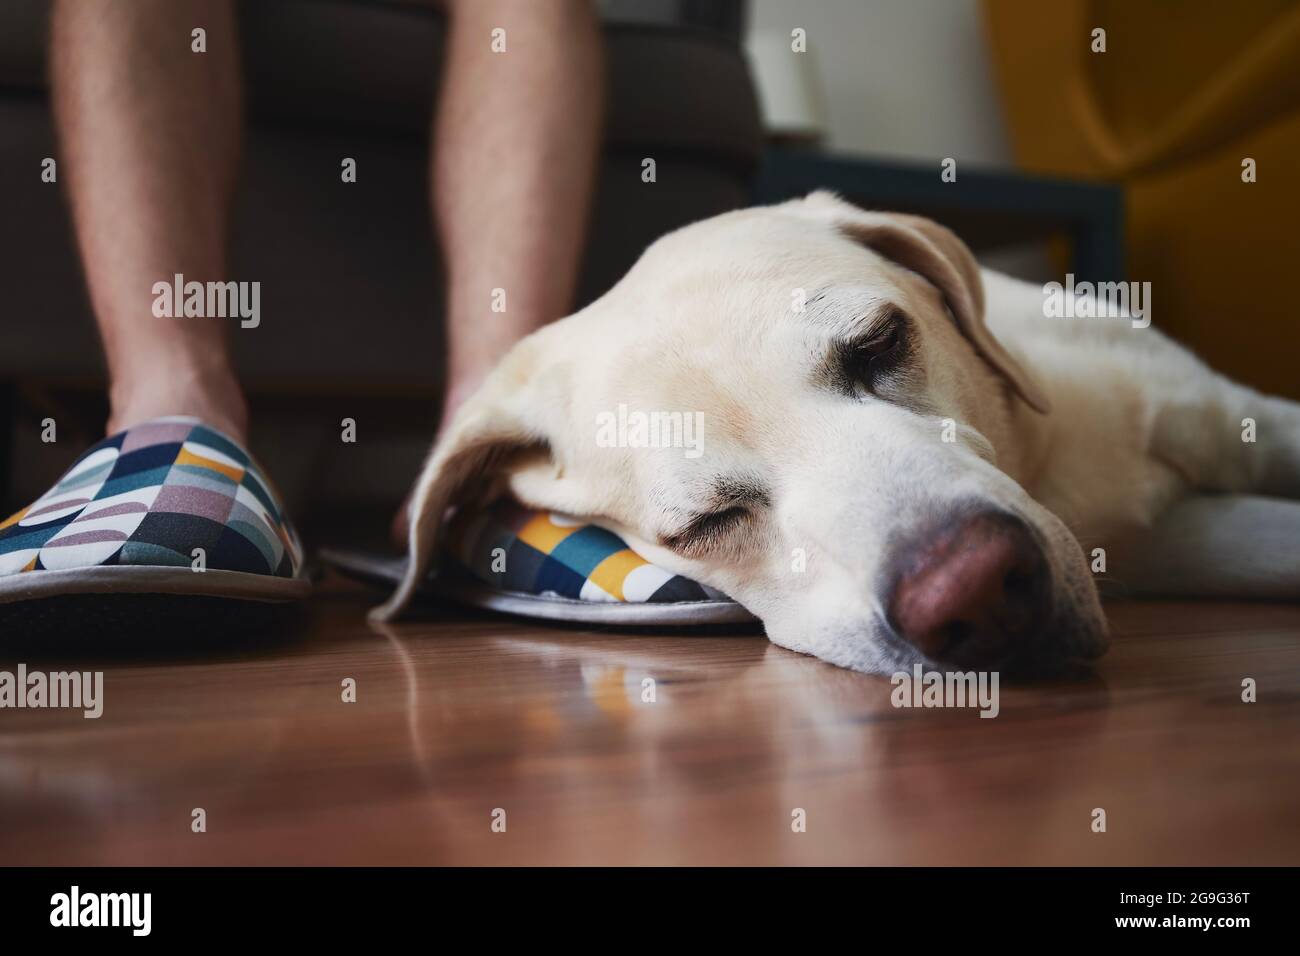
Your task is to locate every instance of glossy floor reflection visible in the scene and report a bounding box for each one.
[1,576,1297,864]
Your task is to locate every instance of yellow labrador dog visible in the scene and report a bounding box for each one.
[376,192,1300,675]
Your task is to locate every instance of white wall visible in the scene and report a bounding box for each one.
[747,0,1014,166]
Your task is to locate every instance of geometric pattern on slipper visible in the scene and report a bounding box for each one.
[445,498,730,605]
[0,416,304,589]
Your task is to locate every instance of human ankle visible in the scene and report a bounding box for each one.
[108,368,248,443]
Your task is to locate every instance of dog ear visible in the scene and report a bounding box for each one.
[800,193,1051,414]
[370,342,557,622]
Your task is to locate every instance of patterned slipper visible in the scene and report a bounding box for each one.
[323,499,754,626]
[0,417,309,628]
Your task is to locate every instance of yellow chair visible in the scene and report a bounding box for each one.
[984,0,1300,398]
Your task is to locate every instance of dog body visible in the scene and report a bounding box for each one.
[380,193,1300,675]
[979,269,1300,601]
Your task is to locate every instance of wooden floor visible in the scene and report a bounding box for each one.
[2,575,1298,865]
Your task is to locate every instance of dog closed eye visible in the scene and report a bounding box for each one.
[660,477,770,555]
[828,309,911,396]
[662,505,750,554]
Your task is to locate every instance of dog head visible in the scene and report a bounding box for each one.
[376,193,1108,675]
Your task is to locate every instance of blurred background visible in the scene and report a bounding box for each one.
[2,0,1297,546]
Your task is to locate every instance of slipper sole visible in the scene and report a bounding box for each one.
[0,569,310,651]
[0,566,310,605]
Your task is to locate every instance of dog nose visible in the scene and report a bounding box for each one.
[888,511,1049,666]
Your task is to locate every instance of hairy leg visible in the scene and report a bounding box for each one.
[393,0,604,544]
[1249,394,1300,498]
[1150,374,1300,503]
[431,0,604,417]
[50,0,247,440]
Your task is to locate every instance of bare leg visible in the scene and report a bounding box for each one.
[394,0,604,543]
[51,0,247,441]
[432,0,604,416]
